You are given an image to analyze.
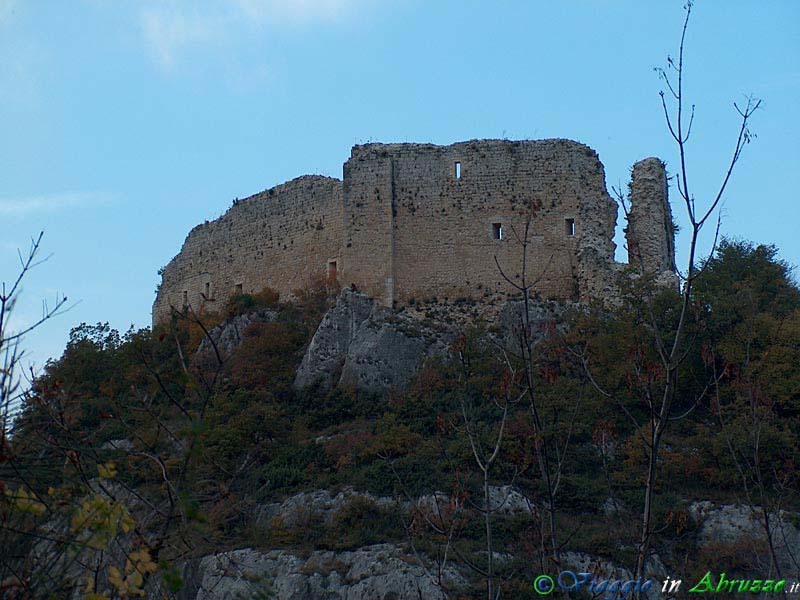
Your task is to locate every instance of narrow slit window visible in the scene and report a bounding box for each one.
[327,260,338,280]
[235,283,243,295]
[204,282,210,298]
[565,218,575,236]
[455,161,461,180]
[492,223,503,240]
[182,290,188,306]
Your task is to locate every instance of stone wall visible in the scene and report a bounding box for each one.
[153,176,343,323]
[626,157,676,275]
[153,139,674,325]
[340,139,618,306]
[341,149,396,304]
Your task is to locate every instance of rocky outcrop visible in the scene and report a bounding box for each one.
[499,298,567,350]
[561,551,666,600]
[255,486,533,532]
[296,290,585,394]
[99,438,134,452]
[177,544,465,600]
[196,309,278,360]
[690,501,800,575]
[29,480,144,600]
[417,485,533,517]
[294,289,375,391]
[295,289,450,394]
[255,488,395,528]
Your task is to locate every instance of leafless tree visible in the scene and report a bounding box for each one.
[1,233,70,597]
[0,238,245,598]
[383,335,524,600]
[598,0,761,583]
[455,337,524,600]
[494,217,583,571]
[1,232,68,434]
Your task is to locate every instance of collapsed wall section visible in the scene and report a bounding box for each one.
[341,139,619,306]
[625,158,676,277]
[152,176,343,324]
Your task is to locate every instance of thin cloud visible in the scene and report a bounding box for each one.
[140,5,220,71]
[136,0,370,72]
[232,0,363,24]
[0,191,113,218]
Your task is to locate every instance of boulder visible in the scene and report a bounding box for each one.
[297,291,585,395]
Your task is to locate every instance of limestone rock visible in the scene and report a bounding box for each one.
[561,551,666,600]
[255,488,395,529]
[196,309,277,360]
[499,298,567,351]
[295,289,450,394]
[184,544,465,600]
[486,485,534,516]
[689,501,800,574]
[602,497,624,517]
[257,486,533,535]
[417,485,533,517]
[99,438,134,452]
[294,289,374,392]
[337,310,448,394]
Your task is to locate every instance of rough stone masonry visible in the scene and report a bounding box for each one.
[152,139,676,324]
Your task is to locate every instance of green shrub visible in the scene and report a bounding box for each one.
[224,287,280,318]
[322,498,403,550]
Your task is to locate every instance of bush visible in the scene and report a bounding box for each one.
[255,443,332,497]
[322,498,403,550]
[224,287,280,318]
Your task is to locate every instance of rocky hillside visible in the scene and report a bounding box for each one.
[3,240,799,599]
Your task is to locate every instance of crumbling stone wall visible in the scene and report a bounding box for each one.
[625,157,676,276]
[341,149,396,305]
[153,176,343,324]
[153,140,675,325]
[341,139,618,306]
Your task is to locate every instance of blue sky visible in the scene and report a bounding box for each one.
[1,0,798,372]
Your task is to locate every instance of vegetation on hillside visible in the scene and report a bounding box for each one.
[1,237,797,598]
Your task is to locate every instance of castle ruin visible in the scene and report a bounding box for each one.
[153,139,675,324]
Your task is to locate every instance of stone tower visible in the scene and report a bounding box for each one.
[625,158,676,277]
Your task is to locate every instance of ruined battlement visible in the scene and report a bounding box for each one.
[153,139,675,324]
[153,175,343,324]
